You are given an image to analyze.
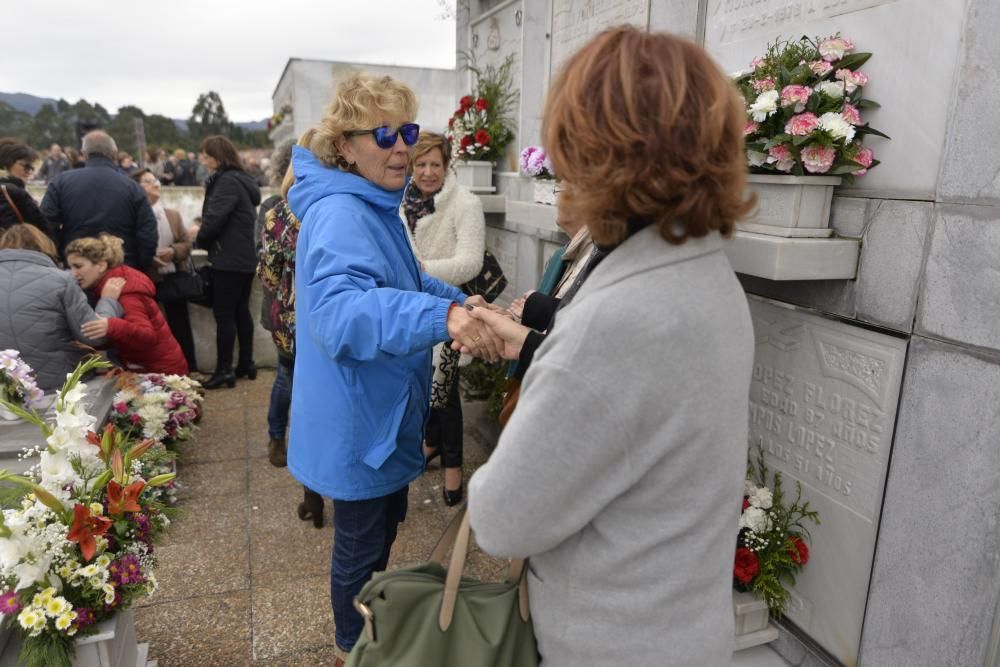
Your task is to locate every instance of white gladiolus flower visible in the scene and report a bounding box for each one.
[748,90,780,122]
[818,112,856,142]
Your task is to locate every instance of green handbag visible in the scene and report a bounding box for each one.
[347,507,539,667]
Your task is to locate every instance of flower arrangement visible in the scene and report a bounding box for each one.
[267,104,293,131]
[110,373,202,448]
[735,34,888,182]
[447,53,518,163]
[735,449,819,616]
[0,350,45,420]
[519,146,555,180]
[0,357,175,667]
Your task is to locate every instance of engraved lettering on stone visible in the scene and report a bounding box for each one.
[811,328,895,408]
[753,316,805,351]
[707,0,898,45]
[550,0,650,75]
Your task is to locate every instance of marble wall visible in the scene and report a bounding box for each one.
[468,0,1000,665]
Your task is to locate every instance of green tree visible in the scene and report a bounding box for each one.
[0,102,33,139]
[107,105,146,156]
[27,104,74,148]
[144,114,182,152]
[188,91,231,141]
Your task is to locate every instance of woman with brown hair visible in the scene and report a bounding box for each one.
[0,139,50,235]
[66,234,188,376]
[196,135,261,389]
[401,131,486,506]
[0,224,123,390]
[467,28,756,665]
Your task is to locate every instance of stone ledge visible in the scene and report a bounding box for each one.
[726,232,860,281]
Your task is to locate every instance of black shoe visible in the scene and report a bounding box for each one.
[203,370,236,390]
[297,488,324,528]
[443,485,464,507]
[234,363,257,380]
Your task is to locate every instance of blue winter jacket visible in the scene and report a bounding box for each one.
[286,146,466,500]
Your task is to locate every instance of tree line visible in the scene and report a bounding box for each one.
[0,91,270,157]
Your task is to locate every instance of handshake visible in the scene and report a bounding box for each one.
[445,295,530,364]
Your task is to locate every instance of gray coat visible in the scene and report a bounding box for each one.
[0,250,122,391]
[468,227,755,666]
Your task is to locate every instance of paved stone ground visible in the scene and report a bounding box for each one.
[135,368,505,666]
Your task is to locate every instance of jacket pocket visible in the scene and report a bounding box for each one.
[360,382,411,470]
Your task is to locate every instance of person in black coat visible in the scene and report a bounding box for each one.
[0,139,51,236]
[40,131,158,269]
[196,135,262,389]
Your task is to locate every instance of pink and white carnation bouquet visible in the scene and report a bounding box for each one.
[519,146,555,180]
[110,373,202,447]
[735,34,888,182]
[0,350,45,420]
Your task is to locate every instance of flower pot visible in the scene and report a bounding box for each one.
[0,609,151,666]
[453,161,495,193]
[732,590,779,651]
[739,174,842,238]
[532,180,558,206]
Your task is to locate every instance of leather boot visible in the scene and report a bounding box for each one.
[267,436,287,467]
[297,487,324,529]
[202,369,235,390]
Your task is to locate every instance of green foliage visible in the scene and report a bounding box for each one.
[188,91,230,142]
[460,359,508,419]
[18,629,76,667]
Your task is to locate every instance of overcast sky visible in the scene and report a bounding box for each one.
[6,0,457,122]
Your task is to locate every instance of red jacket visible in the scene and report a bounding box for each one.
[94,265,188,375]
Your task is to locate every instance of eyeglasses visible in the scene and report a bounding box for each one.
[18,162,35,174]
[140,178,160,186]
[345,123,420,149]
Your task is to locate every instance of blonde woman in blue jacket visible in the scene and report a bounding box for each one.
[285,74,500,664]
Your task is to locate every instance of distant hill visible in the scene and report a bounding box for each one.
[0,92,59,115]
[0,91,267,131]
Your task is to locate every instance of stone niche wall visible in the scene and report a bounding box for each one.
[472,0,1000,666]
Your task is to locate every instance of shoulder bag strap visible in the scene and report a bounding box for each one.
[1,185,25,224]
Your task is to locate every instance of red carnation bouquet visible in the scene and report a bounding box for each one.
[447,53,517,163]
[735,449,819,616]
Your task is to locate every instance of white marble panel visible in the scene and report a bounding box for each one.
[550,0,651,79]
[704,0,965,199]
[747,297,908,666]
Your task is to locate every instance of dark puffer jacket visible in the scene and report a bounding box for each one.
[0,176,51,237]
[196,168,261,273]
[93,265,188,375]
[0,249,122,390]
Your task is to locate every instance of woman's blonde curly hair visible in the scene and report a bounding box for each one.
[304,73,418,171]
[65,233,125,268]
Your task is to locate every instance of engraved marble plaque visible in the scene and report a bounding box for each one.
[747,296,907,665]
[550,0,650,78]
[703,0,965,198]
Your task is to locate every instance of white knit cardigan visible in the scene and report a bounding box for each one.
[400,174,486,286]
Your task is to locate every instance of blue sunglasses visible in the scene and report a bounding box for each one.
[345,123,420,149]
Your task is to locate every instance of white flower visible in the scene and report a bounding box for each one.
[739,507,772,534]
[818,112,856,142]
[815,81,846,100]
[13,559,49,591]
[749,487,773,510]
[744,480,756,496]
[746,150,769,167]
[748,90,780,122]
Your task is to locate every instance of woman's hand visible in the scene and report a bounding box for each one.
[156,246,176,263]
[447,305,503,362]
[454,306,531,361]
[101,277,126,300]
[81,318,110,340]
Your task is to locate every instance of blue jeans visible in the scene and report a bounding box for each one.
[267,356,293,438]
[331,485,409,651]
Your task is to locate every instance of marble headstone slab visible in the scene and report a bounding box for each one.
[747,296,907,665]
[549,0,650,78]
[703,0,966,199]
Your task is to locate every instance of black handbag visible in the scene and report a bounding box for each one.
[460,250,508,303]
[156,269,203,304]
[189,264,213,308]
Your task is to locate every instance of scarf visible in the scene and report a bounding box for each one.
[402,180,436,233]
[151,201,176,275]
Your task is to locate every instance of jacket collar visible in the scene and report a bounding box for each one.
[85,154,118,169]
[0,249,57,267]
[579,225,728,296]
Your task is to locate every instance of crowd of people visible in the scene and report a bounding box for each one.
[0,26,758,667]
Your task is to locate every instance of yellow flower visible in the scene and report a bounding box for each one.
[89,503,104,516]
[57,565,72,579]
[55,613,74,631]
[102,583,115,605]
[45,597,68,617]
[89,577,103,589]
[79,564,99,578]
[96,555,111,569]
[17,608,39,630]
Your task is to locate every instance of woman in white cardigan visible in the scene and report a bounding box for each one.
[400,131,485,506]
